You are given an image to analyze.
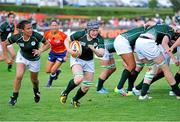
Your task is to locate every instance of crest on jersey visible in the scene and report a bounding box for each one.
[93,43,98,47]
[31,41,36,46]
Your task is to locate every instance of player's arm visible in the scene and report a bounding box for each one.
[0,32,2,42]
[88,44,105,57]
[162,35,178,65]
[2,39,12,64]
[170,37,180,51]
[64,36,71,53]
[88,36,105,57]
[33,40,50,56]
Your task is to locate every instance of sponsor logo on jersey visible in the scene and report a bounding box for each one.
[19,43,24,47]
[80,42,86,46]
[6,28,11,32]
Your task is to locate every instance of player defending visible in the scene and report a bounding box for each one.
[2,20,50,106]
[135,24,180,99]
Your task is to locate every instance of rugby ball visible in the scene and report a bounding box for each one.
[70,40,82,57]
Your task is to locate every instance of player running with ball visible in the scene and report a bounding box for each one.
[60,21,105,108]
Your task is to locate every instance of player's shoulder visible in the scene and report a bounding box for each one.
[97,33,104,40]
[73,29,86,36]
[57,31,67,36]
[9,32,22,41]
[44,30,51,36]
[0,21,8,28]
[33,31,43,37]
[71,29,86,40]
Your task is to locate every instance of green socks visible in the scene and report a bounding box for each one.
[117,69,131,89]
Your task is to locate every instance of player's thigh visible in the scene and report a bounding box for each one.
[45,60,55,73]
[7,45,16,56]
[51,61,62,73]
[15,63,26,79]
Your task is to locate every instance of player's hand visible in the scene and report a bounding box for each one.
[167,47,173,53]
[32,49,42,56]
[5,58,12,65]
[172,58,179,66]
[88,44,94,50]
[71,50,81,58]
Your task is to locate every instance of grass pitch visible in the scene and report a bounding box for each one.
[0,46,180,121]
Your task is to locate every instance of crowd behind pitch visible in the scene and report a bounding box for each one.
[0,11,180,32]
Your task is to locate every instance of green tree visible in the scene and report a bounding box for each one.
[169,0,180,12]
[149,0,158,9]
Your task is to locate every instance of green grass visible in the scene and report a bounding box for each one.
[0,46,180,121]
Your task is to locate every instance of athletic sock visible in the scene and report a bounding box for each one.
[47,74,56,85]
[33,88,39,96]
[117,69,131,89]
[8,64,12,72]
[73,88,87,101]
[150,72,164,84]
[141,83,150,96]
[136,81,143,90]
[97,78,105,91]
[128,71,139,91]
[171,83,180,96]
[175,73,180,85]
[63,79,77,95]
[12,92,19,99]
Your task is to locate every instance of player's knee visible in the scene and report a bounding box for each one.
[145,64,157,80]
[74,76,83,85]
[82,86,90,92]
[81,81,93,91]
[15,75,23,82]
[50,69,56,74]
[31,77,39,83]
[45,68,51,73]
[127,65,136,72]
[11,54,16,60]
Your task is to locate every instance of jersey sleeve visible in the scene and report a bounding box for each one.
[165,26,174,40]
[97,34,105,49]
[0,22,5,33]
[34,31,46,43]
[70,30,85,42]
[8,34,18,44]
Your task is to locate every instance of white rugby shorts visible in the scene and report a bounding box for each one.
[16,51,40,72]
[114,35,132,55]
[99,48,114,60]
[70,56,95,73]
[135,37,161,60]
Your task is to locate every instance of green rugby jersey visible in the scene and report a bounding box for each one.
[141,24,175,45]
[105,26,145,53]
[121,26,145,47]
[8,31,46,61]
[70,30,105,61]
[0,21,14,41]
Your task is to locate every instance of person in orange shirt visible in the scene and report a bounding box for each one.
[44,20,68,87]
